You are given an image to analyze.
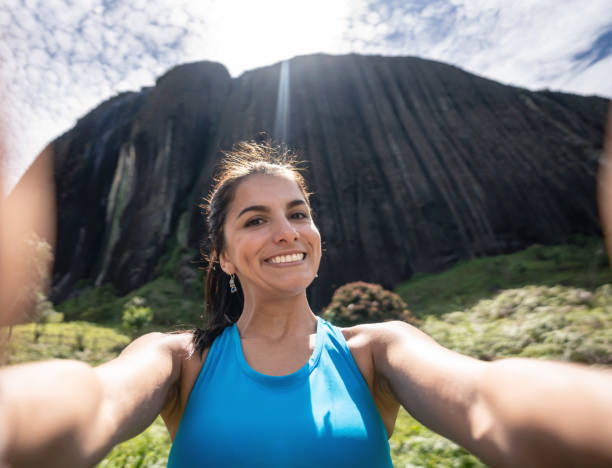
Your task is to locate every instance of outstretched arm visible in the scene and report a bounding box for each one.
[369,321,612,468]
[0,332,190,468]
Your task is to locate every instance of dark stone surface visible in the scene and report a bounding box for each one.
[53,61,231,300]
[51,54,608,310]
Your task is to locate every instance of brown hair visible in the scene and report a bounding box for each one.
[193,141,311,356]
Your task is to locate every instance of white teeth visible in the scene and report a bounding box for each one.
[268,253,305,264]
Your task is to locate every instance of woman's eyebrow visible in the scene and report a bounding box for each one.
[236,205,268,219]
[287,199,306,209]
[236,199,306,220]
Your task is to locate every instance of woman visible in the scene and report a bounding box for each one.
[2,142,612,468]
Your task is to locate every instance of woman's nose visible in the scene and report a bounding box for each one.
[273,218,299,243]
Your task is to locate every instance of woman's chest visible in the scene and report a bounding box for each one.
[169,329,397,438]
[168,343,393,467]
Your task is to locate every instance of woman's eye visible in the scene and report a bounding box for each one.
[245,218,264,227]
[291,211,308,220]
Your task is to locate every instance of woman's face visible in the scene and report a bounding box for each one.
[219,173,321,300]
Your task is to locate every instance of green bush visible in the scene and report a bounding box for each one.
[31,292,64,343]
[97,417,171,468]
[121,296,154,334]
[322,281,419,327]
[423,284,612,364]
[125,277,204,328]
[57,277,204,328]
[58,284,122,323]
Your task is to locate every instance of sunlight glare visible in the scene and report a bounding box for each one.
[197,0,354,76]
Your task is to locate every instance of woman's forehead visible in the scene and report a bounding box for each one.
[231,173,306,206]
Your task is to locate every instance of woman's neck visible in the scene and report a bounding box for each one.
[236,292,317,341]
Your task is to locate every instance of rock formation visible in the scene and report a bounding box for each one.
[51,54,608,310]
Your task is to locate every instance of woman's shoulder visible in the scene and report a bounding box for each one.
[124,331,193,354]
[125,331,206,391]
[336,320,431,375]
[150,331,209,381]
[332,321,413,376]
[339,320,420,348]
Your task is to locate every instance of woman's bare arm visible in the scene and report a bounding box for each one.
[368,321,612,467]
[472,357,612,467]
[0,332,190,468]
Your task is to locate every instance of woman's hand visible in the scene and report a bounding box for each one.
[0,359,103,468]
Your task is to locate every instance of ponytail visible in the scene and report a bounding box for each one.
[192,262,243,356]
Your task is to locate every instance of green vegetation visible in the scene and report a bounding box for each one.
[390,409,484,467]
[121,296,154,335]
[4,321,130,367]
[57,242,204,329]
[396,236,611,318]
[98,417,171,468]
[3,237,611,467]
[423,284,612,364]
[56,283,124,323]
[124,276,203,328]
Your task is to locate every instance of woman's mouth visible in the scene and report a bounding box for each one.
[266,253,306,264]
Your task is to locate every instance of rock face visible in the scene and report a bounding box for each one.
[53,62,231,297]
[52,54,608,310]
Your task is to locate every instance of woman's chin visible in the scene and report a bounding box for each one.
[267,280,313,298]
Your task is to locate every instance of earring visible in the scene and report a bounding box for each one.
[229,274,237,293]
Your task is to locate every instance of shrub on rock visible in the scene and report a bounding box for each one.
[322,281,419,327]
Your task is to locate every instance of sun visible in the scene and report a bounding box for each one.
[184,0,354,76]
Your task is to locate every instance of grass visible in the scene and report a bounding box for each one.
[390,409,484,468]
[3,321,130,366]
[97,417,171,468]
[395,236,611,318]
[57,272,205,330]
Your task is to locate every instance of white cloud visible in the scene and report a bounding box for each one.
[346,0,612,96]
[562,55,612,97]
[0,0,202,190]
[0,0,610,191]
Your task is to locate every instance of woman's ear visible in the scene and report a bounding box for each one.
[219,250,235,275]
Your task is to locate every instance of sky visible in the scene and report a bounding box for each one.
[1,0,611,191]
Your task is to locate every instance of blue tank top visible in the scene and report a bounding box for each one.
[167,317,393,467]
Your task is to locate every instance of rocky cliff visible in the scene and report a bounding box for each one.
[51,54,609,310]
